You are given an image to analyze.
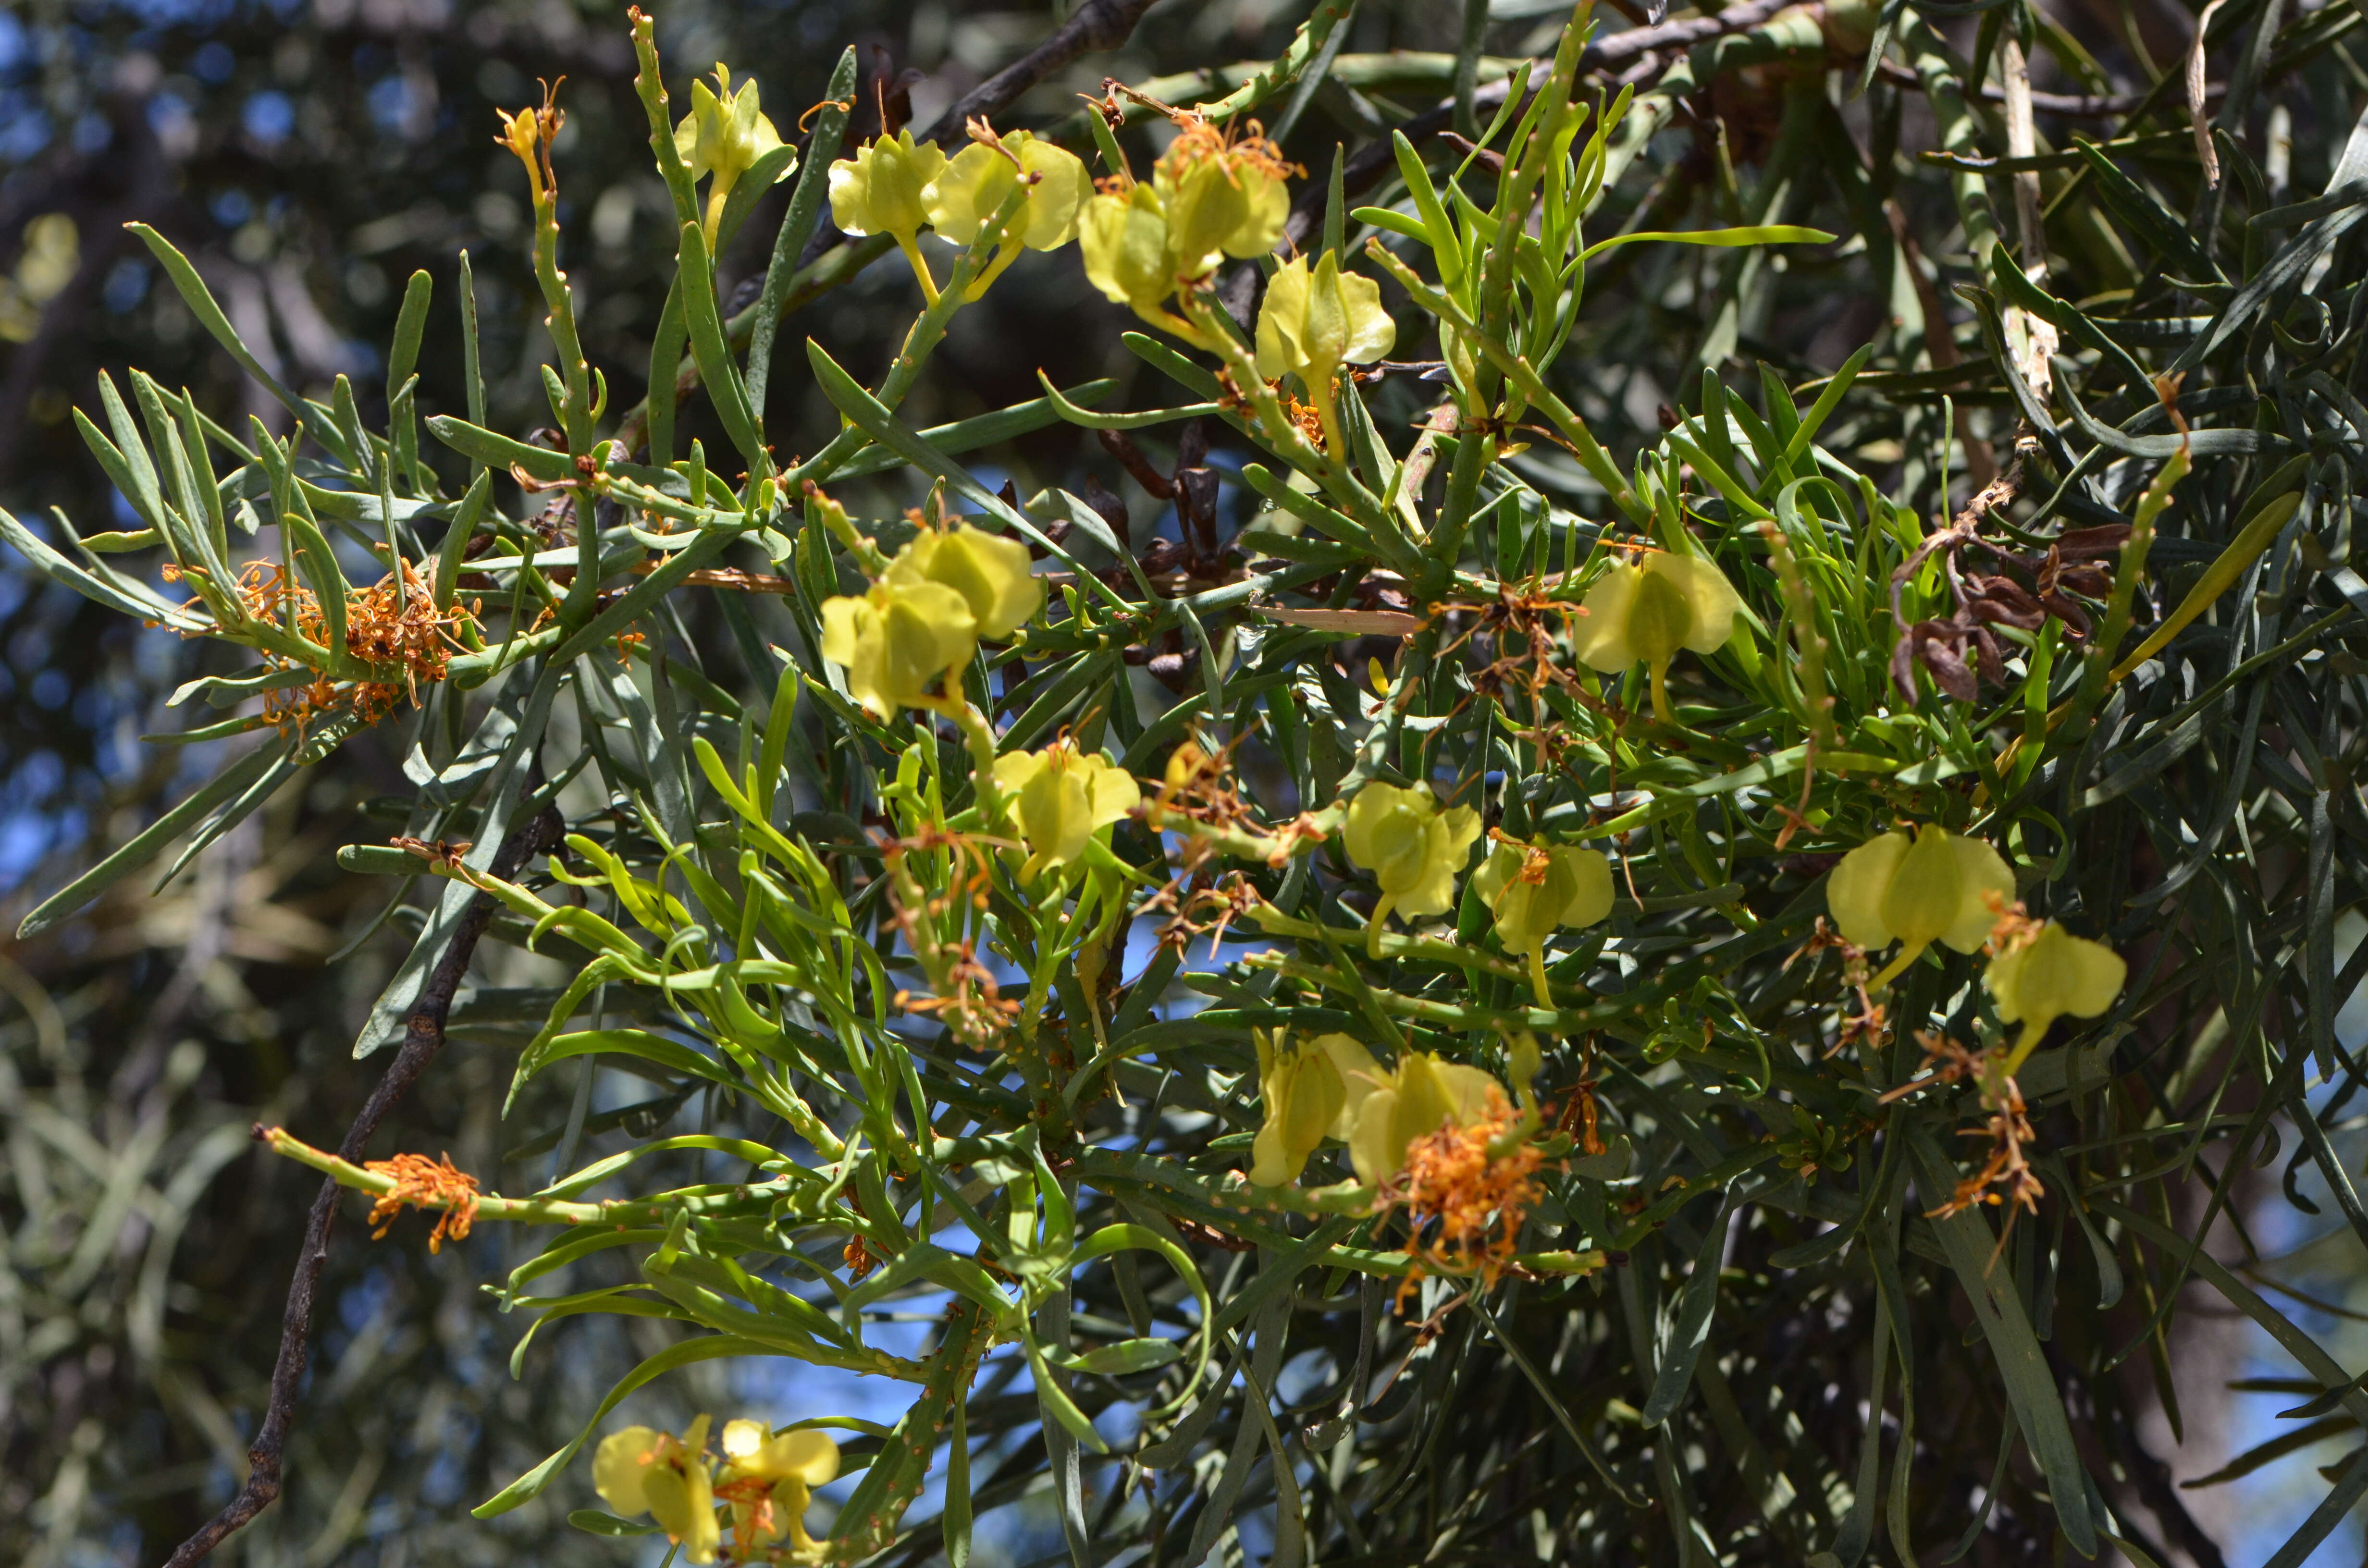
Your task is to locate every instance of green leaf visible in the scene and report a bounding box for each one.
[19,740,288,937]
[1904,1121,2096,1554]
[676,220,769,476]
[1579,224,1836,260]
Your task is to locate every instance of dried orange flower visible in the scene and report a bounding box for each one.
[363,1150,481,1254]
[1375,1092,1542,1290]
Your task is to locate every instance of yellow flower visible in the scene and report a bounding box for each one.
[829,129,950,300]
[1471,836,1614,1004]
[1151,118,1291,277]
[1254,252,1395,396]
[1079,183,1183,325]
[673,65,789,240]
[1348,1051,1506,1188]
[886,522,1043,639]
[923,126,1090,296]
[718,1419,839,1555]
[1079,120,1291,344]
[594,1416,720,1564]
[496,104,547,206]
[1249,1030,1347,1188]
[1342,782,1480,955]
[991,739,1141,881]
[1570,551,1743,724]
[1826,824,2015,989]
[1989,921,2125,1073]
[819,578,978,716]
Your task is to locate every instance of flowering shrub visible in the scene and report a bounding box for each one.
[10,0,2368,1563]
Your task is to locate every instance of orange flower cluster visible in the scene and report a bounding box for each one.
[208,557,476,733]
[1378,1095,1543,1291]
[1982,890,2047,958]
[363,1150,482,1254]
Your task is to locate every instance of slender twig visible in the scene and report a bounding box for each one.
[918,0,1163,146]
[160,775,563,1568]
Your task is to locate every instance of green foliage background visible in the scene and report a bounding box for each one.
[3,0,2368,1566]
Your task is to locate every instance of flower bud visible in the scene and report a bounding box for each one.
[1471,836,1614,1003]
[991,739,1141,881]
[595,1416,720,1564]
[500,106,539,162]
[1343,782,1481,955]
[1989,921,2125,1071]
[1347,1051,1505,1187]
[1249,1030,1348,1187]
[1827,823,2014,985]
[1079,183,1178,317]
[1254,251,1396,389]
[1571,551,1742,722]
[924,127,1090,253]
[819,579,978,716]
[829,128,948,243]
[886,521,1042,638]
[674,65,788,234]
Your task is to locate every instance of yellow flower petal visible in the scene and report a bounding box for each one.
[1572,564,1642,673]
[924,131,1089,251]
[643,1460,719,1564]
[1826,831,1908,950]
[1252,253,1393,385]
[1349,1086,1399,1187]
[829,130,946,240]
[1343,784,1478,919]
[1939,832,2016,954]
[1654,552,1744,655]
[1080,185,1174,310]
[1573,554,1743,675]
[999,740,1137,877]
[592,1425,662,1518]
[1473,839,1613,955]
[1314,1033,1383,1139]
[819,578,978,715]
[896,523,1042,638]
[1990,922,2125,1028]
[1250,1041,1346,1187]
[722,1420,841,1486]
[1254,256,1311,382]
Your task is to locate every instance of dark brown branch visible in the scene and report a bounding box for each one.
[160,778,564,1568]
[918,0,1163,145]
[1274,0,1803,256]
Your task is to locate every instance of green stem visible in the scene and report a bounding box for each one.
[1528,950,1552,1011]
[935,696,1009,829]
[1365,894,1396,960]
[1313,368,1350,473]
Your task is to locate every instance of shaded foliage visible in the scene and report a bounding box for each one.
[6,1,2368,1567]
